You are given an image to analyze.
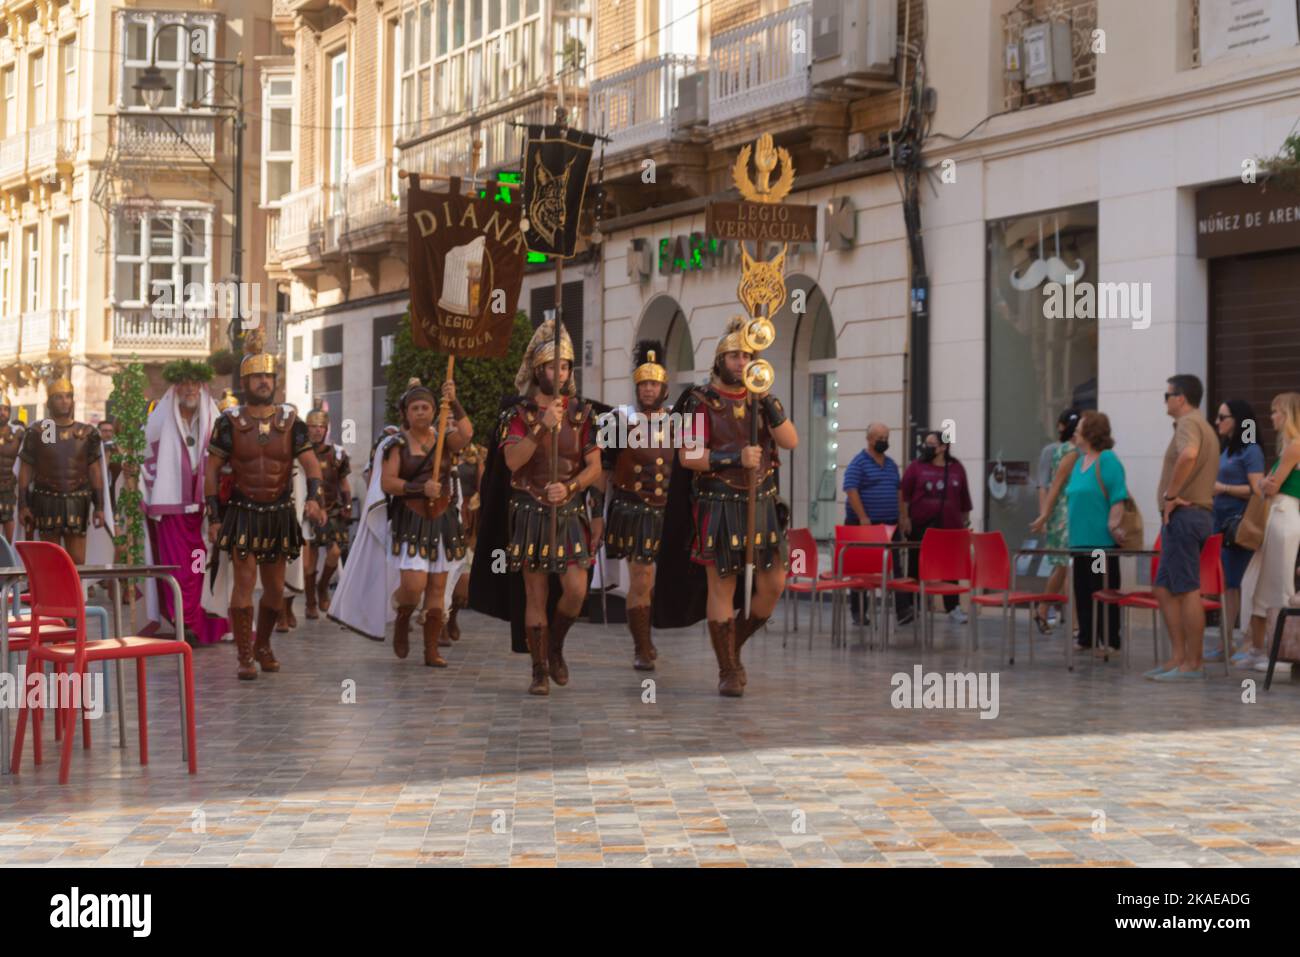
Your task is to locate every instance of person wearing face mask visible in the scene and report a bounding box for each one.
[1029,408,1081,633]
[899,430,973,624]
[843,422,910,626]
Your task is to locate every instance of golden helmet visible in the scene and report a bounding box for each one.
[305,397,330,427]
[239,327,276,378]
[45,373,74,397]
[632,339,668,386]
[217,389,239,411]
[715,316,750,358]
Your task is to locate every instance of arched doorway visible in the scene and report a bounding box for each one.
[773,276,837,540]
[635,293,696,392]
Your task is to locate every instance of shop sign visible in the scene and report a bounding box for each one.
[1195,182,1300,258]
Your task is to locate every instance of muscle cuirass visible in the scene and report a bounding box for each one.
[510,399,591,505]
[316,444,348,512]
[229,408,298,502]
[697,386,775,491]
[0,424,21,492]
[32,421,95,493]
[612,410,672,506]
[398,434,454,500]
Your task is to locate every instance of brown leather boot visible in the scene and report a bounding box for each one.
[707,619,743,697]
[285,596,298,628]
[647,589,658,659]
[526,624,550,695]
[254,604,281,673]
[446,592,465,641]
[393,602,417,659]
[304,571,319,619]
[318,564,336,613]
[627,605,655,671]
[548,611,577,686]
[230,606,257,680]
[423,608,448,667]
[732,614,769,688]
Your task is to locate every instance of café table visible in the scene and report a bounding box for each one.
[1,563,185,777]
[1011,547,1162,671]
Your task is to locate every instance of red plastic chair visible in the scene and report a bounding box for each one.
[783,528,859,645]
[10,541,197,784]
[1121,534,1226,674]
[829,524,895,644]
[970,531,1068,664]
[1086,533,1162,661]
[886,528,973,649]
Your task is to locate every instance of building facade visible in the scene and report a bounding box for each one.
[923,0,1300,559]
[0,0,283,420]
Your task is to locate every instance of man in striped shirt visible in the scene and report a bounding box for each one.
[842,423,912,625]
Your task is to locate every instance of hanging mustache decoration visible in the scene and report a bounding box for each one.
[1010,216,1086,291]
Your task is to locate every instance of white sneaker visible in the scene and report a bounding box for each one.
[1254,656,1290,675]
[949,607,969,625]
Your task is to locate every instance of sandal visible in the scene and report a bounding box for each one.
[1033,611,1053,634]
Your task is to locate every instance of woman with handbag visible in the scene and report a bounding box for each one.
[1238,393,1300,673]
[1064,411,1131,654]
[1212,399,1266,663]
[899,430,973,624]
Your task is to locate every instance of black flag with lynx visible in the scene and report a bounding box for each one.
[520,124,597,258]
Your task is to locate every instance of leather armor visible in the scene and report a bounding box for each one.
[26,421,98,493]
[228,406,299,503]
[693,386,776,491]
[0,424,22,494]
[316,443,350,514]
[509,398,593,506]
[396,432,455,512]
[612,408,672,506]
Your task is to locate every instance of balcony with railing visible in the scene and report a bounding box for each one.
[0,317,18,359]
[340,159,402,250]
[0,132,25,182]
[17,309,73,360]
[111,112,218,164]
[590,54,703,157]
[27,119,79,171]
[710,3,812,127]
[111,308,210,354]
[270,183,344,267]
[398,90,582,181]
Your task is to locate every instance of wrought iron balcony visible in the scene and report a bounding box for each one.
[111,308,211,353]
[111,112,218,164]
[710,3,812,126]
[590,54,703,156]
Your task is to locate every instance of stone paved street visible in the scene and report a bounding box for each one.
[2,605,1299,867]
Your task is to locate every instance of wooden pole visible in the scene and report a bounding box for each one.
[548,105,567,570]
[429,354,456,515]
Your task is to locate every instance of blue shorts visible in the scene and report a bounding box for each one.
[1221,544,1254,589]
[1155,507,1214,594]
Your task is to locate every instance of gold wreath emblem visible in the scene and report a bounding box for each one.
[733,134,795,204]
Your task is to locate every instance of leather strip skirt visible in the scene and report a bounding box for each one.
[604,489,664,563]
[29,486,92,535]
[217,492,303,564]
[689,476,788,578]
[390,496,466,564]
[507,491,593,573]
[310,511,352,548]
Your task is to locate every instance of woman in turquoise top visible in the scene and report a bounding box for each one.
[1064,410,1129,652]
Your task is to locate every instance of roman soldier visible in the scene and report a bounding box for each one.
[17,375,107,564]
[376,378,471,665]
[303,399,352,620]
[469,319,602,695]
[0,391,24,541]
[204,330,327,680]
[443,439,484,644]
[603,340,672,671]
[654,317,798,697]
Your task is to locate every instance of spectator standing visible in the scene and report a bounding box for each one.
[1212,399,1266,664]
[842,422,908,625]
[1149,374,1219,681]
[1064,411,1128,653]
[900,430,973,625]
[1239,392,1300,672]
[1029,408,1081,633]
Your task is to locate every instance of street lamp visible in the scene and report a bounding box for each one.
[132,23,246,389]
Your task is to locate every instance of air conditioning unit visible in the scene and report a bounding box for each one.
[674,70,709,129]
[1020,21,1073,89]
[812,0,897,90]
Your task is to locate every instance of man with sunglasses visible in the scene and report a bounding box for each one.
[1149,374,1219,681]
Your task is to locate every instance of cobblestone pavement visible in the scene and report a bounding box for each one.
[2,604,1298,867]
